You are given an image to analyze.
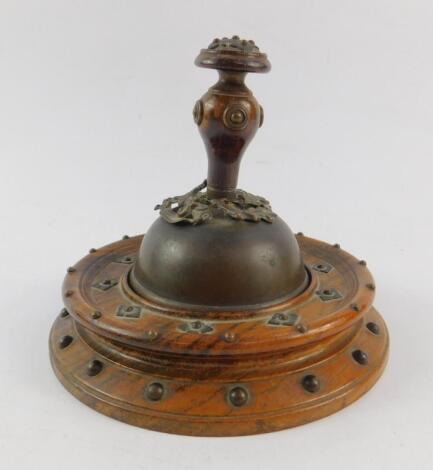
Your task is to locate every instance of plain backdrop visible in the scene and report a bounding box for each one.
[1,1,432,469]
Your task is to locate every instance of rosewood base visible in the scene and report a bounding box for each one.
[49,234,389,436]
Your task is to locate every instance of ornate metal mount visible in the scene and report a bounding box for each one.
[195,35,271,73]
[155,180,276,225]
[267,312,299,327]
[208,36,259,54]
[177,320,214,335]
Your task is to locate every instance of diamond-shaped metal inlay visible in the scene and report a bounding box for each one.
[312,263,333,274]
[316,288,342,302]
[177,320,214,335]
[116,305,142,318]
[114,255,135,264]
[92,279,118,291]
[267,312,299,327]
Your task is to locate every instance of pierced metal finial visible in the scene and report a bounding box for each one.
[208,36,260,54]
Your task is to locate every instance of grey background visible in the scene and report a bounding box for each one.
[1,1,432,469]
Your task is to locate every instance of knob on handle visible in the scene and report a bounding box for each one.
[194,36,271,199]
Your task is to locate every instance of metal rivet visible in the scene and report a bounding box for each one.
[92,279,118,291]
[296,323,307,333]
[359,260,367,266]
[122,235,130,240]
[352,349,368,365]
[316,288,342,302]
[65,290,73,297]
[89,248,97,253]
[296,232,304,236]
[60,308,69,318]
[228,386,249,407]
[145,382,164,401]
[87,359,103,376]
[301,374,320,393]
[351,303,360,312]
[67,266,76,273]
[259,105,264,127]
[223,105,248,130]
[333,243,340,249]
[126,306,134,312]
[193,100,204,125]
[92,310,101,319]
[312,262,333,274]
[230,110,245,124]
[222,331,238,343]
[366,322,380,335]
[191,320,203,330]
[59,335,73,349]
[143,329,159,341]
[366,283,375,291]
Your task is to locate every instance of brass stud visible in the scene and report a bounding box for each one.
[143,329,159,341]
[122,235,130,240]
[352,349,368,365]
[67,266,76,273]
[312,263,333,274]
[333,243,340,249]
[89,248,97,253]
[223,105,248,130]
[193,100,203,125]
[87,359,104,376]
[351,303,360,312]
[366,283,375,291]
[60,308,69,318]
[296,232,304,236]
[259,105,264,127]
[366,322,380,335]
[222,331,238,343]
[316,288,342,302]
[228,386,249,407]
[59,335,73,349]
[359,260,367,266]
[296,323,307,334]
[145,382,164,401]
[65,290,73,297]
[191,320,203,330]
[301,374,320,393]
[92,310,102,320]
[230,110,245,124]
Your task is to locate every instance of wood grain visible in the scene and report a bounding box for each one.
[49,235,389,436]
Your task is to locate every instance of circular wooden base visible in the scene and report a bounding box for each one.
[49,235,389,436]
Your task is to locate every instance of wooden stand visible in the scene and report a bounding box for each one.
[49,37,389,436]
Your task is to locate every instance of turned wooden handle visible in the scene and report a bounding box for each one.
[193,36,271,199]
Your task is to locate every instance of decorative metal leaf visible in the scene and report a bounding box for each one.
[155,180,276,225]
